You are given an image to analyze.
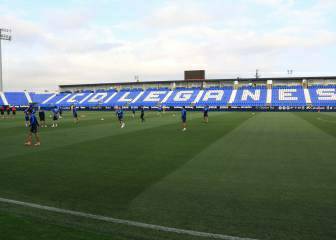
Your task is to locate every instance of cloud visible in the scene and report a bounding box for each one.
[43,9,94,30]
[1,1,336,91]
[251,0,294,6]
[144,2,211,29]
[1,14,47,46]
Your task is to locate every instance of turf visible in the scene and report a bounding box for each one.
[0,111,335,240]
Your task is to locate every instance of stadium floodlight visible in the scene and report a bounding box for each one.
[0,28,12,92]
[255,69,260,79]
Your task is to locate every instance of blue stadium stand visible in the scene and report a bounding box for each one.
[163,89,201,107]
[4,92,29,106]
[271,86,306,107]
[309,85,336,106]
[108,89,143,107]
[3,85,336,109]
[80,91,118,107]
[130,89,171,107]
[39,93,70,107]
[196,87,233,106]
[231,86,267,107]
[40,91,118,107]
[30,93,54,104]
[59,92,92,107]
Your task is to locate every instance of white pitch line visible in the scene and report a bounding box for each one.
[0,197,257,240]
[317,117,336,123]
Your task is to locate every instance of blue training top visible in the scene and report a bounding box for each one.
[117,109,123,118]
[181,109,187,119]
[30,114,39,127]
[24,110,30,120]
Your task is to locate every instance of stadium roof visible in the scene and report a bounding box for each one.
[59,76,336,88]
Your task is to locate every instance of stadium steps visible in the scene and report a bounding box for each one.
[304,88,312,105]
[267,88,272,105]
[192,90,204,104]
[0,92,9,105]
[131,91,145,104]
[42,93,57,104]
[24,91,33,104]
[56,94,72,104]
[160,91,174,104]
[228,89,237,105]
[79,93,94,104]
[103,92,118,104]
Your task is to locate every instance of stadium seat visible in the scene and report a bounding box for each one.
[30,93,54,104]
[309,85,336,106]
[271,86,306,107]
[4,85,336,108]
[4,92,30,106]
[231,86,267,107]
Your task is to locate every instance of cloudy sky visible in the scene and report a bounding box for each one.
[1,0,336,91]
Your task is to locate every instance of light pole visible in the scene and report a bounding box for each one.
[255,69,260,79]
[0,28,12,92]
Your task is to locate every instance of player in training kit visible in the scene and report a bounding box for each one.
[181,106,187,131]
[38,107,46,127]
[59,107,63,118]
[24,109,30,127]
[72,105,78,123]
[6,106,11,118]
[51,107,59,127]
[0,106,4,119]
[11,106,16,119]
[203,105,209,123]
[140,106,145,122]
[131,107,136,118]
[116,107,125,128]
[157,105,163,116]
[25,110,41,146]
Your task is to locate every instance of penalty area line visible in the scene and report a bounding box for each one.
[0,197,258,240]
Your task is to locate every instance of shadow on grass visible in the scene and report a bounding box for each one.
[0,113,254,216]
[293,112,336,138]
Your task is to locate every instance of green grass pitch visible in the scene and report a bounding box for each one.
[0,111,335,240]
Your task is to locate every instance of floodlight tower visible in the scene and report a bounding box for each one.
[0,28,12,92]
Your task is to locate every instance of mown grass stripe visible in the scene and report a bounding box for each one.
[0,197,258,240]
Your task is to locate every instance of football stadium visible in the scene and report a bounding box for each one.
[1,1,336,240]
